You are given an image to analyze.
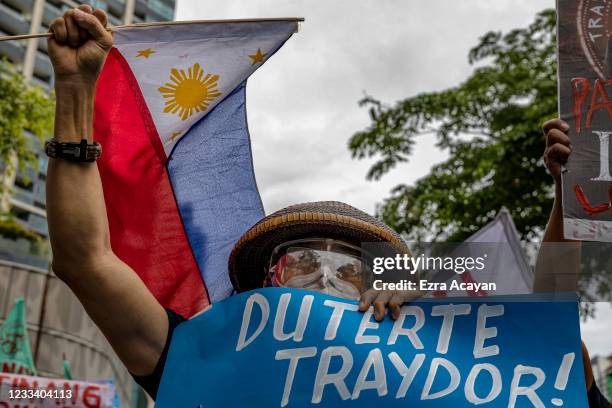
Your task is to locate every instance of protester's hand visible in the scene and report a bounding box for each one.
[358,289,423,321]
[48,6,113,85]
[543,119,572,184]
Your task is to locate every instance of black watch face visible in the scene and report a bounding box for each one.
[61,146,81,159]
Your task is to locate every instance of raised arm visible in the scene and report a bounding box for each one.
[45,6,167,376]
[534,118,582,293]
[536,119,602,398]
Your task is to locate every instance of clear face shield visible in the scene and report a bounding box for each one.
[268,238,372,300]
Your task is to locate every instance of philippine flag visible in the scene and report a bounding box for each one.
[93,19,300,317]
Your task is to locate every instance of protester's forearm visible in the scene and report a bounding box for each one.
[53,81,95,142]
[47,159,169,375]
[542,184,565,242]
[534,183,581,292]
[46,84,111,277]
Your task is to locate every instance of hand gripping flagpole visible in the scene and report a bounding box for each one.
[0,18,304,42]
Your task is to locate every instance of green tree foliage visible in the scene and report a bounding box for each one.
[350,10,557,242]
[0,59,54,242]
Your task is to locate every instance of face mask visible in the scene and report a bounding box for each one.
[282,265,362,300]
[268,239,371,300]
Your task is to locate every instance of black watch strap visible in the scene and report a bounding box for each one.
[44,139,102,162]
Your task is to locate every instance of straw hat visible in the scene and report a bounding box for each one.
[228,201,409,292]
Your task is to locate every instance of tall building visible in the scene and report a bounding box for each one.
[0,1,175,406]
[0,0,175,268]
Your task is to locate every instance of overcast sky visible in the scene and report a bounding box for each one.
[175,0,611,357]
[177,0,558,215]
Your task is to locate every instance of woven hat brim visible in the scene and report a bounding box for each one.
[229,210,409,292]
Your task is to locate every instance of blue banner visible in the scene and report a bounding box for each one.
[156,288,587,407]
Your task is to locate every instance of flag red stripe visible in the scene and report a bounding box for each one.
[94,48,209,317]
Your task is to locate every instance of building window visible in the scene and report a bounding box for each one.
[28,213,47,235]
[14,177,33,192]
[10,206,29,222]
[147,0,174,20]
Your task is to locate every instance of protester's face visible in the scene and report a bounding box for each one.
[268,239,370,299]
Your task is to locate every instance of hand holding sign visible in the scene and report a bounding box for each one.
[358,289,424,321]
[543,119,572,184]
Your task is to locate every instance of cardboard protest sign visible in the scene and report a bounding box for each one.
[156,288,587,407]
[558,0,612,240]
[0,372,117,408]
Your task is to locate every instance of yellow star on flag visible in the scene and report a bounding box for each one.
[248,48,267,66]
[136,48,156,58]
[171,131,182,141]
[159,63,222,121]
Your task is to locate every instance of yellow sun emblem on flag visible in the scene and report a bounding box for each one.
[158,63,222,121]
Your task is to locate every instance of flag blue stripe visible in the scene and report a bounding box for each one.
[167,82,264,302]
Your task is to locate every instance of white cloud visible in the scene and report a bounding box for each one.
[582,303,612,357]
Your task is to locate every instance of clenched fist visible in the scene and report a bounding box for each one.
[542,118,572,184]
[48,5,113,85]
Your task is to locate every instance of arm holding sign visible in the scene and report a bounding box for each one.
[537,119,612,407]
[45,6,168,377]
[534,118,582,293]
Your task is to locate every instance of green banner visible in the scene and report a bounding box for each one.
[63,358,72,380]
[0,298,36,375]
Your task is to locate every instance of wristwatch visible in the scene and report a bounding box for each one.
[44,139,102,162]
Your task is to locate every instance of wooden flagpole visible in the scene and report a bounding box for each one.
[0,17,305,42]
